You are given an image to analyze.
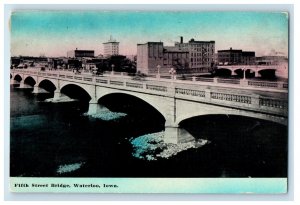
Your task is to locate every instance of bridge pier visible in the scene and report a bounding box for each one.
[164,126,195,144]
[18,81,25,88]
[87,100,102,115]
[10,79,20,85]
[32,85,39,94]
[53,91,61,100]
[255,71,261,77]
[230,70,234,76]
[17,81,33,89]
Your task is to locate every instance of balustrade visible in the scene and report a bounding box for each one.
[175,88,205,97]
[211,92,251,104]
[259,98,287,109]
[110,80,124,86]
[126,82,143,89]
[74,76,83,80]
[217,78,240,84]
[160,75,172,79]
[146,84,167,92]
[248,81,278,88]
[95,78,108,84]
[83,77,92,82]
[196,77,214,82]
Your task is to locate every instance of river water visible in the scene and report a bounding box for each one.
[10,85,288,178]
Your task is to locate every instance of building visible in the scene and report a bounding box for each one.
[67,49,95,58]
[103,36,119,57]
[137,37,214,74]
[241,51,256,65]
[10,56,48,68]
[137,42,164,74]
[137,42,189,74]
[175,37,215,71]
[217,48,255,65]
[163,46,189,70]
[255,55,288,65]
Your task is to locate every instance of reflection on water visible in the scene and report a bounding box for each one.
[10,86,287,177]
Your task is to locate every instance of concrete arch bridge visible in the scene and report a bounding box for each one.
[11,69,288,144]
[217,65,284,78]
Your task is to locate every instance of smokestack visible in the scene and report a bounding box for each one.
[180,36,183,44]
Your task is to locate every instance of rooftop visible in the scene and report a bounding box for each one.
[164,46,188,53]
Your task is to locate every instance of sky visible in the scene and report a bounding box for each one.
[10,11,289,57]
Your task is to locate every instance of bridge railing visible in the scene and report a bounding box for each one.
[147,73,287,90]
[13,69,288,91]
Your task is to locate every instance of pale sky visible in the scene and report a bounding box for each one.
[10,11,289,57]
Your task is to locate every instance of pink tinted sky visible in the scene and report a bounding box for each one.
[10,11,289,57]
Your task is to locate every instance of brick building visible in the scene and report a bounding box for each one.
[217,48,255,65]
[137,37,214,74]
[175,37,215,71]
[67,49,95,58]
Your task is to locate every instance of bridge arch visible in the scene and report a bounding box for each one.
[60,82,92,101]
[232,68,256,78]
[13,74,22,82]
[257,69,276,79]
[38,79,57,92]
[215,68,233,76]
[178,114,287,147]
[24,76,36,86]
[175,100,287,126]
[96,90,169,123]
[59,81,94,99]
[38,78,58,89]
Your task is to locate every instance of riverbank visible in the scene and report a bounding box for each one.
[130,132,210,160]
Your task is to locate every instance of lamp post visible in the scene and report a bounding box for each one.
[169,67,176,80]
[111,64,115,75]
[157,65,161,78]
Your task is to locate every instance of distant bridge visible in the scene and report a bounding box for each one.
[217,65,288,78]
[11,69,288,144]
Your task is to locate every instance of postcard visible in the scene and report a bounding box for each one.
[9,10,288,193]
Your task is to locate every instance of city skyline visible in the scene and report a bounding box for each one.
[10,11,288,57]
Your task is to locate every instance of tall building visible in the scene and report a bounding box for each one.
[217,48,255,65]
[137,42,164,74]
[175,37,215,71]
[137,42,189,74]
[137,37,214,74]
[103,36,119,57]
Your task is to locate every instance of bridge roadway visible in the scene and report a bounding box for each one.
[11,68,288,144]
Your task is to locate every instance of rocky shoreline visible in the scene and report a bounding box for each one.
[130,132,210,160]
